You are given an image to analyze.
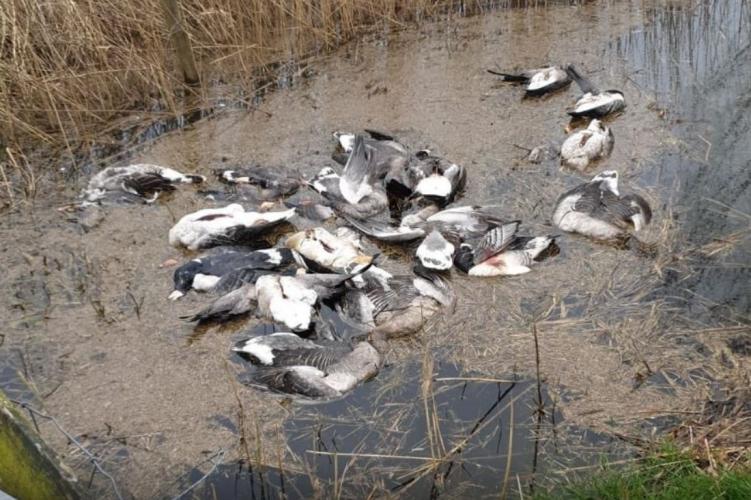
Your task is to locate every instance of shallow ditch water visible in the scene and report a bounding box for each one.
[1,0,750,498]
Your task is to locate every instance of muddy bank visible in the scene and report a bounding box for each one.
[1,0,749,498]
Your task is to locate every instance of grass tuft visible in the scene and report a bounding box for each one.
[537,445,751,500]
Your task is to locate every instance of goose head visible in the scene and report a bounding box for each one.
[591,170,619,196]
[169,260,202,300]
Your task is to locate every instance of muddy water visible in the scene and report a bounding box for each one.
[2,0,750,498]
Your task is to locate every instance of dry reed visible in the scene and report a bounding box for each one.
[1,1,453,178]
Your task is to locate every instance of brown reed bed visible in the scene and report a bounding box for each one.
[0,0,559,202]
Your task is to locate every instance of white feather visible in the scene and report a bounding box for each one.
[192,273,221,291]
[269,296,312,332]
[258,249,283,265]
[279,276,318,306]
[415,175,451,198]
[416,232,455,270]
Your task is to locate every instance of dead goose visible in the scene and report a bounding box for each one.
[214,165,302,198]
[285,227,375,274]
[184,272,352,331]
[341,215,426,243]
[487,66,571,97]
[560,119,614,171]
[83,163,205,204]
[168,248,304,300]
[234,333,381,399]
[308,165,388,220]
[426,205,507,239]
[455,231,557,276]
[552,170,652,240]
[342,266,456,336]
[566,65,626,118]
[168,204,296,250]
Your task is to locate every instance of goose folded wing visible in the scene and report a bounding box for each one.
[252,366,339,398]
[182,284,256,322]
[590,192,645,229]
[122,172,177,196]
[343,215,425,242]
[340,135,376,204]
[472,221,521,264]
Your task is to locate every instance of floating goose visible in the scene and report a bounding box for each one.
[83,164,204,203]
[487,66,571,97]
[168,248,304,300]
[168,204,295,250]
[552,171,652,240]
[455,230,557,276]
[234,333,381,399]
[214,165,301,199]
[285,227,375,274]
[416,229,456,270]
[566,65,626,118]
[560,119,614,171]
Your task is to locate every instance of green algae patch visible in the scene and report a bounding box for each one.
[0,391,80,500]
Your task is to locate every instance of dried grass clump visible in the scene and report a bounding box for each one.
[0,0,447,169]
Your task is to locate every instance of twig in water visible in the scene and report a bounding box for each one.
[171,448,226,500]
[531,323,545,415]
[10,400,124,500]
[698,134,712,162]
[500,395,514,499]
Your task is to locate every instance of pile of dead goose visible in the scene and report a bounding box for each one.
[80,65,652,400]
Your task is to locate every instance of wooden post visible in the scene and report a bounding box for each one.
[160,0,200,86]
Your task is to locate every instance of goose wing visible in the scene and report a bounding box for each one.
[473,221,521,264]
[566,64,599,94]
[122,172,177,196]
[591,192,651,230]
[343,215,425,242]
[213,268,280,294]
[182,284,256,322]
[251,366,339,398]
[340,135,376,204]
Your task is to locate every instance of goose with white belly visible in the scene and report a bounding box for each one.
[566,65,626,119]
[83,163,205,204]
[168,248,304,300]
[552,171,652,241]
[168,203,296,250]
[285,227,375,274]
[487,66,571,97]
[234,332,381,399]
[214,164,302,199]
[341,265,456,337]
[184,272,353,331]
[454,222,558,276]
